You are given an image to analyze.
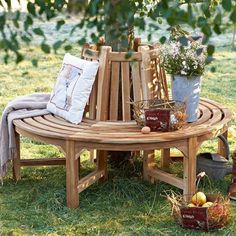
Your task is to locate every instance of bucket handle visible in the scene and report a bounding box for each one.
[218,134,230,160]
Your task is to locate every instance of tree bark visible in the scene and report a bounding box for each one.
[104,0,135,166]
[67,0,88,13]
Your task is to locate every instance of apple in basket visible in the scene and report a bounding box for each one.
[191,192,207,206]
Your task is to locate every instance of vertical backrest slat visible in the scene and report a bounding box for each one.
[121,62,131,121]
[140,48,154,100]
[81,45,99,119]
[89,77,98,119]
[160,66,169,100]
[153,58,162,100]
[96,46,112,121]
[131,61,142,102]
[109,62,120,120]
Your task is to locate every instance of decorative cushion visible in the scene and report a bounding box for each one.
[47,53,99,124]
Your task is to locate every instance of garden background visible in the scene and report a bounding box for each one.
[0,2,236,235]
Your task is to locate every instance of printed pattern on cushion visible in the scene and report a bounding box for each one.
[47,53,99,124]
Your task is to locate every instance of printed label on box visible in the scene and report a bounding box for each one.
[145,109,170,131]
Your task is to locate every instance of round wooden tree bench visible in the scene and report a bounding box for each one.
[12,46,232,208]
[13,98,232,208]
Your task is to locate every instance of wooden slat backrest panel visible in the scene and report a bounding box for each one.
[96,46,112,121]
[140,46,169,101]
[121,62,131,121]
[109,62,120,120]
[139,46,154,100]
[106,51,142,121]
[88,78,98,119]
[150,44,169,100]
[131,61,142,102]
[81,46,100,119]
[80,44,168,122]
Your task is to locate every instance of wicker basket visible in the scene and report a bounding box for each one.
[132,99,186,131]
[171,194,230,231]
[167,173,231,231]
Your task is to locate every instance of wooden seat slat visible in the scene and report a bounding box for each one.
[44,115,93,128]
[198,101,222,125]
[34,116,97,133]
[24,118,75,135]
[14,119,65,139]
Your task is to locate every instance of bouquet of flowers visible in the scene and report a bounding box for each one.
[158,38,207,78]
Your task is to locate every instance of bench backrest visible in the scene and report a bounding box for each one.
[81,45,169,122]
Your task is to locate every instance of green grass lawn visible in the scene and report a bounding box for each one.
[0,45,236,235]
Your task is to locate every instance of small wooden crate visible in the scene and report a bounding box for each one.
[132,99,186,131]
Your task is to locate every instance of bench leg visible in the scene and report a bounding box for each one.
[13,132,21,181]
[66,140,79,208]
[183,137,198,199]
[97,150,108,183]
[160,148,172,169]
[143,150,155,183]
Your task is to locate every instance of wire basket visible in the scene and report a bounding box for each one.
[167,173,231,231]
[132,99,186,131]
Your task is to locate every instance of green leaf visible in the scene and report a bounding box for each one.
[125,51,132,59]
[0,14,6,30]
[53,40,63,52]
[78,38,86,45]
[41,43,50,53]
[56,20,65,31]
[213,24,221,34]
[31,59,38,67]
[159,36,166,44]
[24,15,33,31]
[4,54,9,64]
[197,17,207,27]
[214,13,222,25]
[16,53,24,64]
[201,3,211,18]
[64,45,72,51]
[210,66,216,72]
[158,18,162,24]
[27,2,36,16]
[178,36,188,47]
[202,25,211,37]
[196,48,203,56]
[21,35,31,43]
[222,0,232,12]
[230,7,236,23]
[33,28,44,37]
[207,44,215,56]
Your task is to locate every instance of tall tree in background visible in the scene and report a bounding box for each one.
[0,0,235,64]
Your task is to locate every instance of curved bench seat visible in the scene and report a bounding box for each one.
[14,98,231,144]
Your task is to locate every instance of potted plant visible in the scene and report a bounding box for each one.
[158,38,207,122]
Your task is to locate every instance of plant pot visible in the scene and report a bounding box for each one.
[171,75,201,123]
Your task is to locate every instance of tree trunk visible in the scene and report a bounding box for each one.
[67,0,88,13]
[104,0,135,166]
